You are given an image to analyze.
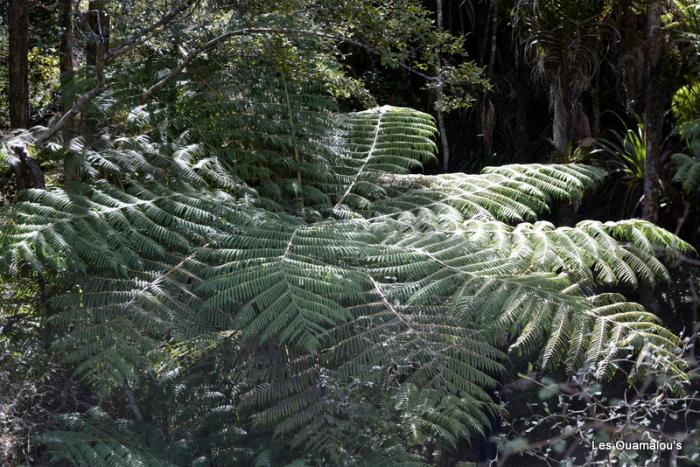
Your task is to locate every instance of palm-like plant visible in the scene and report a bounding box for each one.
[513,0,614,159]
[595,117,648,216]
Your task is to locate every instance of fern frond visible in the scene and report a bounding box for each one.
[1,181,251,274]
[197,218,376,352]
[672,152,700,194]
[330,297,506,404]
[330,106,437,216]
[46,253,221,396]
[41,408,175,467]
[365,163,606,229]
[451,218,691,287]
[670,119,700,194]
[366,228,685,380]
[394,384,491,450]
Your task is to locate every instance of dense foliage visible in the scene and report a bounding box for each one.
[1,0,700,466]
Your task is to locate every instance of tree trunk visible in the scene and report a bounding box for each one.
[435,0,450,172]
[436,108,450,171]
[59,0,75,112]
[552,79,571,160]
[642,0,664,223]
[591,72,601,137]
[552,78,576,226]
[59,0,81,185]
[515,50,529,163]
[86,0,110,86]
[83,1,110,139]
[8,0,29,129]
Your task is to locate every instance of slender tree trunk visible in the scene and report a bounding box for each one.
[87,0,110,86]
[435,0,450,172]
[480,3,492,65]
[552,74,576,226]
[436,108,450,171]
[59,0,82,185]
[643,0,664,223]
[552,52,573,161]
[8,0,29,129]
[515,49,529,163]
[479,1,499,155]
[83,1,110,139]
[59,0,75,112]
[488,1,498,72]
[591,72,601,137]
[552,84,569,159]
[641,2,664,304]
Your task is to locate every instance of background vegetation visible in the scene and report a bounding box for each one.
[1,0,700,465]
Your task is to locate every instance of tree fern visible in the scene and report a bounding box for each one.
[0,103,693,464]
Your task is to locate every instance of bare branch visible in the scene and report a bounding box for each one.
[33,84,106,145]
[124,381,144,422]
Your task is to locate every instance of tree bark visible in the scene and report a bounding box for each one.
[59,0,81,185]
[435,0,450,172]
[59,0,75,112]
[591,72,601,137]
[552,79,570,160]
[8,0,29,129]
[86,0,110,86]
[83,1,110,139]
[552,77,576,226]
[515,49,529,163]
[642,1,664,223]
